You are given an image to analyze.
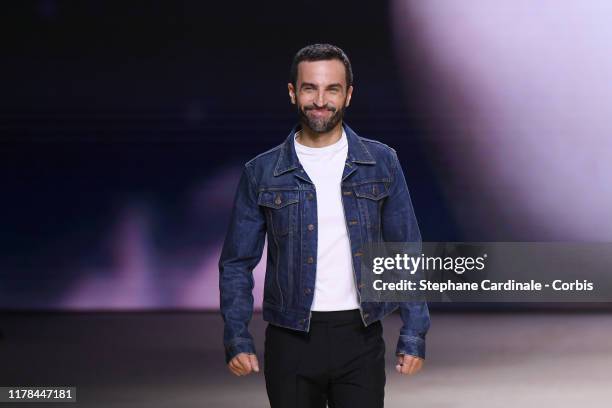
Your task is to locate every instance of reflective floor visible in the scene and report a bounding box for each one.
[1,311,611,407]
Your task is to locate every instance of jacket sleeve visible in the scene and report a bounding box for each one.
[218,162,267,364]
[381,147,431,359]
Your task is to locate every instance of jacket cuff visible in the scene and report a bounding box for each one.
[395,334,426,359]
[224,337,256,364]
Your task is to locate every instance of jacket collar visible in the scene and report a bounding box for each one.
[273,121,376,176]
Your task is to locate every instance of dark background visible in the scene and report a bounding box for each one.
[5,1,605,310]
[1,1,458,309]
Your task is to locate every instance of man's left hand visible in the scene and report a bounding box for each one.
[395,354,423,375]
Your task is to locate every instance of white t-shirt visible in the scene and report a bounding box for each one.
[294,128,360,311]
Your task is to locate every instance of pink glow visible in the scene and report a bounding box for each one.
[60,166,268,311]
[392,0,612,240]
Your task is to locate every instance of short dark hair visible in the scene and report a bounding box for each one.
[290,43,353,89]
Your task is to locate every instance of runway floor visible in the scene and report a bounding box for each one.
[1,311,611,407]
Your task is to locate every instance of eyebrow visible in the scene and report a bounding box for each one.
[300,82,344,90]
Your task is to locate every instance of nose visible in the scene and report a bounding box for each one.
[314,91,325,108]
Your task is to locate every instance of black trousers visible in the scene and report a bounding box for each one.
[264,309,386,408]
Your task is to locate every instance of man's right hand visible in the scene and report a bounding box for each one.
[228,352,260,376]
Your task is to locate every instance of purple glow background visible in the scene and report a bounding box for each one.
[391,0,612,241]
[51,166,269,311]
[2,1,610,310]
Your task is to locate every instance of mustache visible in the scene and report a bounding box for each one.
[303,104,337,112]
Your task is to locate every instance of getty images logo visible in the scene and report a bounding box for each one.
[371,253,488,275]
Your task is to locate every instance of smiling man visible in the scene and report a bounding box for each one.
[219,43,430,408]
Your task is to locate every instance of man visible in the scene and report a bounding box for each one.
[219,43,430,407]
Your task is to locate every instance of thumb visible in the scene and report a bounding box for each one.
[249,353,260,373]
[396,354,404,372]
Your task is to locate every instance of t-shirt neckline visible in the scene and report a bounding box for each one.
[294,128,347,156]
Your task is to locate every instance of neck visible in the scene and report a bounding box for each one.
[296,121,343,148]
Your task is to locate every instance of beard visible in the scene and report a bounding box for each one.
[298,101,346,133]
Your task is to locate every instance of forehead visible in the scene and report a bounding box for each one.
[296,59,346,86]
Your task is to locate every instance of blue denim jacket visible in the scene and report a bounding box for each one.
[219,122,430,364]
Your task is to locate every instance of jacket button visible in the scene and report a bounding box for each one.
[307,193,313,200]
[305,288,312,294]
[342,191,352,196]
[274,195,282,205]
[307,224,314,231]
[299,318,305,324]
[364,313,369,319]
[349,220,358,225]
[358,282,365,289]
[307,256,314,264]
[354,252,363,257]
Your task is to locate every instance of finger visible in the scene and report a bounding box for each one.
[249,354,260,373]
[231,355,247,373]
[237,353,253,373]
[229,359,245,376]
[405,357,417,375]
[396,354,405,374]
[412,358,423,374]
[395,354,406,374]
[397,355,406,374]
[404,356,423,375]
[406,359,414,375]
[400,356,414,375]
[228,361,241,376]
[231,356,248,375]
[401,358,412,375]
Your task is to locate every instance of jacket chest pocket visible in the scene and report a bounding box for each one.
[258,190,299,237]
[354,181,389,201]
[353,181,389,237]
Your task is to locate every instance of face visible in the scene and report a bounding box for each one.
[288,59,353,133]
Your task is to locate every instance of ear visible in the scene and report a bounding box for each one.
[345,85,354,107]
[288,83,296,105]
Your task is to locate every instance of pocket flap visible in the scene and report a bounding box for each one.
[257,190,299,209]
[354,182,389,200]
